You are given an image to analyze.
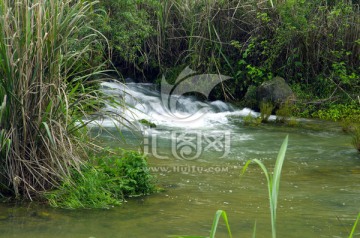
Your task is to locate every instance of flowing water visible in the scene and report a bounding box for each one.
[0,82,359,238]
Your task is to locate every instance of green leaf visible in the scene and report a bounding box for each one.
[209,210,232,238]
[349,213,360,238]
[42,122,55,146]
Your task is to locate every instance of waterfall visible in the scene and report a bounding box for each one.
[93,81,259,129]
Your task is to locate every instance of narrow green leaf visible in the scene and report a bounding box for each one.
[349,213,360,238]
[42,122,55,146]
[209,210,232,238]
[272,135,289,219]
[252,221,257,238]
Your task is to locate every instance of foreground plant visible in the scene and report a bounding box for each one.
[175,136,288,238]
[0,0,110,199]
[242,135,289,238]
[172,210,232,238]
[349,213,360,238]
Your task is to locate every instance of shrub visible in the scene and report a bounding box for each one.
[313,103,360,122]
[45,150,155,209]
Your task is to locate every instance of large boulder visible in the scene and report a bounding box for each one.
[256,77,295,107]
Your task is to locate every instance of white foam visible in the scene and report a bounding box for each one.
[94,81,262,129]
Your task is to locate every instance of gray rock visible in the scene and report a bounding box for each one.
[256,77,295,107]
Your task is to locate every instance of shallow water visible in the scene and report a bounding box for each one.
[1,82,359,238]
[1,122,359,238]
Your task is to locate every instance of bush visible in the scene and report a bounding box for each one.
[312,103,360,122]
[45,150,155,209]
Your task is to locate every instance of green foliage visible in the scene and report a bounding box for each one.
[242,85,258,109]
[351,126,360,153]
[45,150,155,209]
[340,119,358,133]
[242,136,289,238]
[260,102,274,123]
[0,0,112,199]
[96,0,158,70]
[46,166,121,209]
[172,211,232,238]
[276,101,292,123]
[349,213,360,238]
[312,103,360,122]
[232,38,274,94]
[275,101,299,126]
[91,0,359,104]
[287,117,299,127]
[243,113,262,127]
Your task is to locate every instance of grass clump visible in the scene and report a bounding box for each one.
[243,113,262,127]
[45,150,155,209]
[260,102,274,123]
[351,127,360,153]
[0,0,114,199]
[276,101,292,123]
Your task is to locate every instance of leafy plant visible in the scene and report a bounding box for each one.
[45,150,155,209]
[242,135,289,238]
[313,103,360,122]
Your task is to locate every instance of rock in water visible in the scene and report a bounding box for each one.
[256,77,295,107]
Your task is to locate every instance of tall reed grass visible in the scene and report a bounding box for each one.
[0,0,109,199]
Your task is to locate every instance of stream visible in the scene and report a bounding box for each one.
[0,81,359,238]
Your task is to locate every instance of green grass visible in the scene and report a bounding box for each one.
[0,0,114,199]
[260,102,274,123]
[351,126,360,152]
[45,150,155,209]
